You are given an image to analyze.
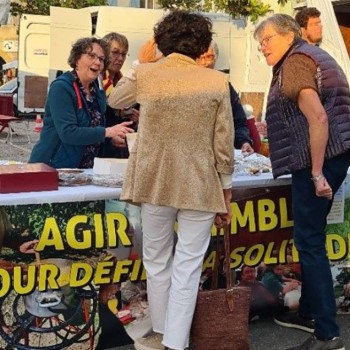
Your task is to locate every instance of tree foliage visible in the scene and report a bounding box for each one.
[10,0,290,21]
[10,0,108,17]
[159,0,290,22]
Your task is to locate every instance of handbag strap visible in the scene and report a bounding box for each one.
[223,224,236,311]
[210,225,243,312]
[210,229,220,290]
[223,224,233,289]
[211,225,232,290]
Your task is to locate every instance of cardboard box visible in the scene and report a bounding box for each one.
[93,157,128,177]
[0,163,58,193]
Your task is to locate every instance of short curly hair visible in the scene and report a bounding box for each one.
[67,37,110,69]
[154,10,213,60]
[295,7,321,28]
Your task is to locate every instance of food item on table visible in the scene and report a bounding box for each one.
[57,168,92,186]
[249,167,260,175]
[58,168,84,174]
[92,158,128,187]
[234,150,272,176]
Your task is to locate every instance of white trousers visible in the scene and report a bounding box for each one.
[141,203,215,350]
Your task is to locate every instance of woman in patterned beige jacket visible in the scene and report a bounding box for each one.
[109,10,234,350]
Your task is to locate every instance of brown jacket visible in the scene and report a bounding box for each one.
[108,53,234,213]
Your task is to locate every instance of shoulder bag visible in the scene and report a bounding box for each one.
[191,225,251,350]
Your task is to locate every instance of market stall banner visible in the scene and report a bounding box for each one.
[2,188,296,292]
[0,200,145,291]
[0,188,349,293]
[0,184,349,349]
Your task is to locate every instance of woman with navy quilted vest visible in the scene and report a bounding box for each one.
[254,14,350,350]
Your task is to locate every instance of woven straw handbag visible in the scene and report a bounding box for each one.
[191,225,251,350]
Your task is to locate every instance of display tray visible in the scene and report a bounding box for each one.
[0,163,58,193]
[57,168,92,186]
[92,173,124,187]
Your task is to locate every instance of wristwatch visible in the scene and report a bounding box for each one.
[311,173,324,183]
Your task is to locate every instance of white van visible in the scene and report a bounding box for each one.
[11,0,350,118]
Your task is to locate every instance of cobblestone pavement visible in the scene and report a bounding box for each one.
[114,314,350,350]
[0,119,39,162]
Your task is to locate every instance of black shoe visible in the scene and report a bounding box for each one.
[285,335,345,350]
[274,312,315,333]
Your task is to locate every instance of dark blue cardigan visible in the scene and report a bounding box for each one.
[29,71,107,168]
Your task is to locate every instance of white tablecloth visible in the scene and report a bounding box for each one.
[0,172,292,206]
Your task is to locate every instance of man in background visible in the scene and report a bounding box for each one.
[196,41,255,155]
[295,7,323,46]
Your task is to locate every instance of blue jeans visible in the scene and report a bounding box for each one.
[292,151,350,340]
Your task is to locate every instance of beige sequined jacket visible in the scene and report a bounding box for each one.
[108,53,234,213]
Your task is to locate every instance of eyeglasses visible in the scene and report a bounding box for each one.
[110,50,129,59]
[199,54,215,62]
[258,34,279,50]
[85,52,105,64]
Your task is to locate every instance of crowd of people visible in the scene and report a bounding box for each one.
[24,5,350,350]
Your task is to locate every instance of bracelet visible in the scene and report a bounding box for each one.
[311,173,324,183]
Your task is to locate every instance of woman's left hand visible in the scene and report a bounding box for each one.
[314,175,333,200]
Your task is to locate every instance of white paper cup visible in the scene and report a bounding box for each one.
[126,132,138,152]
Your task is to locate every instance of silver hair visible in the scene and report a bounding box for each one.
[210,40,219,59]
[253,14,301,43]
[102,32,129,51]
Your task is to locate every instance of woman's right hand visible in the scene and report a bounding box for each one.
[111,135,127,147]
[138,37,163,63]
[215,188,232,228]
[106,121,134,139]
